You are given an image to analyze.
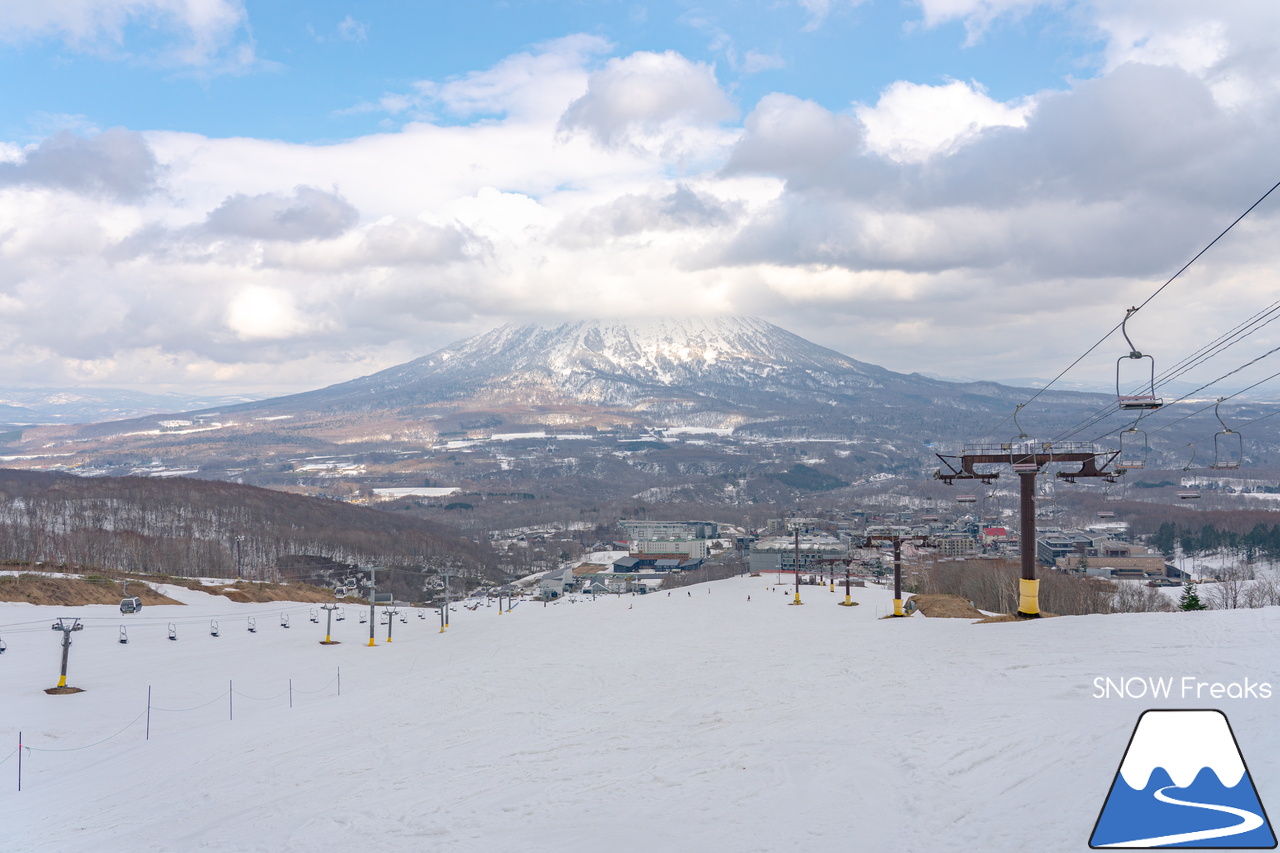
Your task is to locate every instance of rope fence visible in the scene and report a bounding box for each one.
[10,666,341,792]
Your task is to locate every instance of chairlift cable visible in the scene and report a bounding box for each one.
[1051,328,1280,444]
[1086,361,1280,444]
[982,178,1280,437]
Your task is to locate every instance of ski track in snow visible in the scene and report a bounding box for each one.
[0,580,1277,852]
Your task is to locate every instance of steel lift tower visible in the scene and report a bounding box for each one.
[935,439,1119,618]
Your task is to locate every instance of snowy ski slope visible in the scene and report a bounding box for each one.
[0,577,1277,852]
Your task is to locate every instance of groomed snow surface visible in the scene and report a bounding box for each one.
[1,578,1278,852]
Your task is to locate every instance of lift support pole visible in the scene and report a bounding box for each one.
[936,442,1120,618]
[865,533,929,617]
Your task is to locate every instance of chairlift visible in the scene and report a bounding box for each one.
[921,515,939,523]
[334,588,347,599]
[280,613,290,629]
[1117,415,1149,470]
[167,623,178,641]
[0,636,6,654]
[335,608,345,622]
[1116,307,1163,410]
[247,616,257,633]
[210,620,219,637]
[310,608,319,623]
[1178,490,1202,501]
[957,494,978,504]
[359,613,368,624]
[1209,398,1243,470]
[1097,510,1116,519]
[1102,480,1124,502]
[117,626,128,644]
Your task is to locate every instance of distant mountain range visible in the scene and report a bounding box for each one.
[2,317,1271,483]
[0,386,263,426]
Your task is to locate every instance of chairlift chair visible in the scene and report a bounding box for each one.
[310,609,319,623]
[336,608,345,621]
[167,623,178,641]
[210,620,219,637]
[1117,417,1149,470]
[0,636,6,654]
[1116,307,1163,411]
[957,494,978,504]
[1178,490,1202,501]
[1097,510,1116,519]
[1209,398,1243,470]
[280,613,290,628]
[247,617,257,633]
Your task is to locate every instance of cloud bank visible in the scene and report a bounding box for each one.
[1,7,1279,396]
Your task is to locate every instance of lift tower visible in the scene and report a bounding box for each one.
[864,530,930,617]
[935,440,1119,618]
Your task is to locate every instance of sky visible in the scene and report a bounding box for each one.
[1,0,1279,396]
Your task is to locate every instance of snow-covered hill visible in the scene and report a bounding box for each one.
[2,577,1277,852]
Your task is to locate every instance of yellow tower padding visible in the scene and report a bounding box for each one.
[1018,578,1040,617]
[892,598,904,616]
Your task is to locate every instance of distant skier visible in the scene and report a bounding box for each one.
[687,591,691,597]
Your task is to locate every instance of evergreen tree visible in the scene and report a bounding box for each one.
[1179,582,1207,611]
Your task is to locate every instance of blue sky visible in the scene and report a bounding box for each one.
[0,0,1278,400]
[0,1,1098,142]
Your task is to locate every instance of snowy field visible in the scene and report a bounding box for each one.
[1,577,1278,852]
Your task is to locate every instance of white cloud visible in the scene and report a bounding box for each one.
[794,0,865,31]
[558,50,737,155]
[226,287,316,341]
[3,20,1280,393]
[205,186,359,242]
[855,80,1033,163]
[914,0,1060,44]
[358,34,610,123]
[0,128,163,200]
[0,0,258,72]
[337,15,367,43]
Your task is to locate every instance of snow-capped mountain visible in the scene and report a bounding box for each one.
[257,316,1075,429]
[7,316,1137,474]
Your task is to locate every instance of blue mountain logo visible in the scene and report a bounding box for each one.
[1091,709,1276,848]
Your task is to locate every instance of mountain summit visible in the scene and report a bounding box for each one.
[227,315,1069,439]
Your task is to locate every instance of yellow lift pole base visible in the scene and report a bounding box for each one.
[838,594,855,607]
[891,598,906,617]
[1016,578,1041,618]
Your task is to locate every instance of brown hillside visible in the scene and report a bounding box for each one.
[0,574,182,607]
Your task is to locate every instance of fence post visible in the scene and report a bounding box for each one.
[17,731,21,792]
[146,686,151,741]
[229,680,233,721]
